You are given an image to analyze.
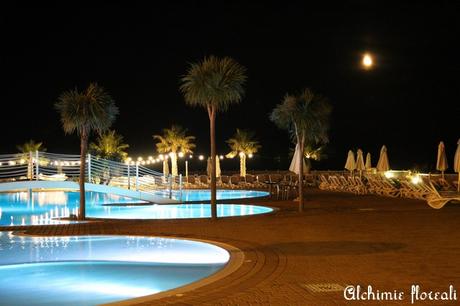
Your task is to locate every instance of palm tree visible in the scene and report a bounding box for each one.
[226,129,261,177]
[17,140,46,179]
[180,56,247,219]
[270,88,332,211]
[153,125,195,176]
[55,83,118,220]
[17,140,46,153]
[90,130,129,162]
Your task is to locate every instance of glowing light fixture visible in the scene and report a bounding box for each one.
[384,171,394,179]
[248,153,254,158]
[178,152,184,158]
[362,53,373,68]
[198,155,204,161]
[411,175,421,184]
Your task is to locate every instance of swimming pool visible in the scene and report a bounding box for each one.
[176,189,269,202]
[0,191,273,226]
[0,232,229,305]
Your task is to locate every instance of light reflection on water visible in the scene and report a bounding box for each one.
[0,233,229,305]
[0,191,272,226]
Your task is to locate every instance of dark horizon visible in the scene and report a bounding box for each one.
[2,1,459,173]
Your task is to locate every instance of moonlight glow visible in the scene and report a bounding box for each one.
[362,54,373,68]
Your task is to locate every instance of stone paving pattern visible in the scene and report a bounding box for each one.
[2,189,460,305]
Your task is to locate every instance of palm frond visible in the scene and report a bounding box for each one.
[153,125,196,154]
[180,56,247,112]
[16,140,46,153]
[270,88,332,145]
[89,130,129,161]
[55,83,118,136]
[226,128,261,156]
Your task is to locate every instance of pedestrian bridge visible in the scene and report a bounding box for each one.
[0,151,181,204]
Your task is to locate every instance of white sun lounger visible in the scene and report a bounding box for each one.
[426,181,460,209]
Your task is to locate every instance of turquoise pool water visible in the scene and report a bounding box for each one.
[0,232,229,305]
[176,189,269,202]
[0,191,272,226]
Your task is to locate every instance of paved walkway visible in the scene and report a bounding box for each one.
[3,189,460,305]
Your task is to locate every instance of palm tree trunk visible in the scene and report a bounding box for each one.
[298,136,305,212]
[208,106,217,219]
[79,130,88,220]
[240,154,246,177]
[171,152,178,176]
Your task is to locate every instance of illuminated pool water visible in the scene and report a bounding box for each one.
[0,191,272,226]
[0,232,229,306]
[0,191,145,226]
[176,189,269,202]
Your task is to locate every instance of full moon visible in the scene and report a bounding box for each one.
[362,54,373,68]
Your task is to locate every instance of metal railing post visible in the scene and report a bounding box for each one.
[87,153,92,183]
[179,174,183,202]
[135,163,139,191]
[35,151,39,181]
[127,163,131,190]
[169,174,173,199]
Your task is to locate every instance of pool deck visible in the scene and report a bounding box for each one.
[3,188,460,305]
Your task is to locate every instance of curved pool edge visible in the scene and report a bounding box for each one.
[102,238,245,306]
[0,205,278,231]
[5,232,245,306]
[90,203,278,222]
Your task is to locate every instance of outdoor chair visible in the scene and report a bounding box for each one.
[328,176,343,191]
[352,176,368,194]
[198,175,209,187]
[269,174,284,184]
[185,175,199,188]
[244,174,257,188]
[279,179,298,200]
[229,175,244,189]
[437,178,456,191]
[318,175,331,190]
[255,174,269,188]
[399,180,428,199]
[426,181,460,209]
[219,175,231,188]
[338,176,352,192]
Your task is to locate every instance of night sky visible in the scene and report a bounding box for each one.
[2,1,459,172]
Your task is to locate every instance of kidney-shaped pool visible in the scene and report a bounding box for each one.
[0,232,230,305]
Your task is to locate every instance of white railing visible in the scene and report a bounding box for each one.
[0,151,183,200]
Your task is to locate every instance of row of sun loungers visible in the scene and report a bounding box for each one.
[184,174,291,189]
[318,174,459,208]
[319,175,455,200]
